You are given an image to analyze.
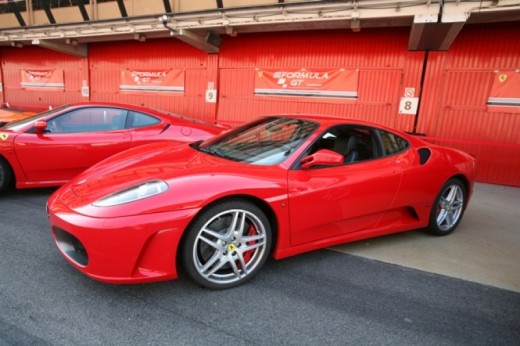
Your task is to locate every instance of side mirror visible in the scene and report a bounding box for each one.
[34,120,48,133]
[300,149,344,169]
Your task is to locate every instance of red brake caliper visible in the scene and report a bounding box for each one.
[238,224,256,268]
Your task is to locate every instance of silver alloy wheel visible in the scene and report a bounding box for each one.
[192,208,268,285]
[436,183,464,231]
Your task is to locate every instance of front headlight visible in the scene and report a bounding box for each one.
[93,180,169,207]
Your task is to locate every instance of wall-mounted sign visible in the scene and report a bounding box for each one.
[21,69,64,91]
[399,97,419,114]
[404,87,415,97]
[254,68,358,102]
[81,80,89,97]
[487,70,520,113]
[205,89,217,103]
[120,69,185,94]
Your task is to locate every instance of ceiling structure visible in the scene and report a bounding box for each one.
[0,0,519,56]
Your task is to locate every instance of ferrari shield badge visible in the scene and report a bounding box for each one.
[0,133,9,140]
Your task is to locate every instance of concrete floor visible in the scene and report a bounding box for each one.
[331,183,520,293]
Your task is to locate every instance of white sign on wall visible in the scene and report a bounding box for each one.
[81,80,89,97]
[404,87,415,97]
[205,89,217,103]
[399,97,419,114]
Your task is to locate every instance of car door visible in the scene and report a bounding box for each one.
[287,125,404,246]
[13,107,131,183]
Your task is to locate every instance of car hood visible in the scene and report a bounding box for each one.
[69,141,235,201]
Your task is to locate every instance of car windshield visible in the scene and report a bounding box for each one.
[196,117,318,165]
[2,105,70,131]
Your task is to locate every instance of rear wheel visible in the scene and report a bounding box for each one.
[0,159,14,192]
[426,179,466,235]
[181,200,272,289]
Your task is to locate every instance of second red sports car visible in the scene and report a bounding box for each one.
[48,115,475,289]
[0,102,226,192]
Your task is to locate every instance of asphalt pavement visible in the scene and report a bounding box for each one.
[0,188,519,345]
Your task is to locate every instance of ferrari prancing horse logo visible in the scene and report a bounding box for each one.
[0,133,9,140]
[498,74,507,83]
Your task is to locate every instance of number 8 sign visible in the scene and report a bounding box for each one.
[399,97,419,114]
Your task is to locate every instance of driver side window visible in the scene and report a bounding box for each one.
[309,125,378,165]
[47,108,128,133]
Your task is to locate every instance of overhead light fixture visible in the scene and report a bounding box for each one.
[11,42,23,48]
[225,26,237,37]
[134,33,146,42]
[160,14,178,36]
[66,38,78,46]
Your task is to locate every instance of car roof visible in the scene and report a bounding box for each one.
[272,113,392,130]
[66,102,163,114]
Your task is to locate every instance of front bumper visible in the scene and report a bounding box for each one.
[48,199,200,284]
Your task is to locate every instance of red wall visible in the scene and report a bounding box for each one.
[88,39,219,123]
[0,23,518,185]
[417,22,520,186]
[217,28,425,132]
[0,46,88,111]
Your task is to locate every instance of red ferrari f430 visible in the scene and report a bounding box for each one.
[47,115,475,289]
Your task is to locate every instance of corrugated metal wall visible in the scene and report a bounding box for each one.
[0,46,88,111]
[217,29,425,132]
[0,23,518,185]
[89,39,218,123]
[417,23,520,186]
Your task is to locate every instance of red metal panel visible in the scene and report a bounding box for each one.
[217,29,425,132]
[417,22,520,186]
[89,39,218,122]
[0,46,88,112]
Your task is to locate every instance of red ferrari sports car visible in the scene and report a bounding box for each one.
[0,102,225,192]
[47,115,475,289]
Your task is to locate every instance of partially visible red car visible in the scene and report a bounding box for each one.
[0,107,34,127]
[0,102,226,191]
[47,115,476,289]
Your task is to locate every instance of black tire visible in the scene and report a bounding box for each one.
[181,200,272,289]
[0,159,14,193]
[426,178,467,236]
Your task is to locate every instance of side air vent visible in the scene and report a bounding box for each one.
[418,148,431,165]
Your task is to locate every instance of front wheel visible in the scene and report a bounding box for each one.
[426,179,467,236]
[181,200,272,289]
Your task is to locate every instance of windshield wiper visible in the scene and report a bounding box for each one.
[198,145,228,159]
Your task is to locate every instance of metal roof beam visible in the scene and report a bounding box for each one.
[42,2,57,25]
[172,29,220,54]
[1,0,519,49]
[78,0,90,21]
[7,0,26,27]
[163,0,173,13]
[31,39,88,58]
[116,0,128,18]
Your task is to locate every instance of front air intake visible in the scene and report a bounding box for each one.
[53,227,89,266]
